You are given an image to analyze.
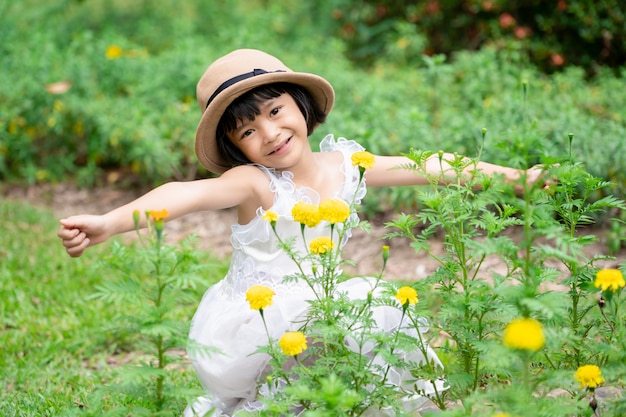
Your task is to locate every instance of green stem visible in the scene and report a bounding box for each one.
[599,298,616,334]
[407,310,446,410]
[154,237,164,408]
[381,307,407,385]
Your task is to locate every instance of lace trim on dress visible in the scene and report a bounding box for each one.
[219,252,304,299]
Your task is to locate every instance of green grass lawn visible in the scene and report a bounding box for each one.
[0,199,227,416]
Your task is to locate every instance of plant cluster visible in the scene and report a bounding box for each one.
[89,209,210,415]
[384,136,625,416]
[161,145,625,416]
[330,0,626,75]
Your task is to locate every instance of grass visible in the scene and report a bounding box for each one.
[0,199,227,416]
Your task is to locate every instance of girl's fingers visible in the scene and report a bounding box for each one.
[65,237,90,258]
[61,231,87,249]
[57,225,80,240]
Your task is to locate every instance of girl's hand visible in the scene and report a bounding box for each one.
[525,164,557,190]
[58,215,111,257]
[510,164,557,195]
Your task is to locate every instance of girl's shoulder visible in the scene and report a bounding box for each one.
[222,164,275,193]
[222,164,274,223]
[221,163,270,181]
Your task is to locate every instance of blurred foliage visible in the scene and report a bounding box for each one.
[331,0,626,75]
[0,0,625,221]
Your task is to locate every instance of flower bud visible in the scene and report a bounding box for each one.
[132,210,140,230]
[382,245,389,263]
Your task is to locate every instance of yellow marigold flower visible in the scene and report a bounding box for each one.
[574,365,604,389]
[309,236,334,255]
[148,209,169,222]
[291,201,321,227]
[245,285,275,311]
[262,210,279,223]
[503,317,545,351]
[351,151,375,169]
[105,45,123,59]
[318,198,350,224]
[594,269,625,292]
[279,331,307,356]
[492,414,511,417]
[395,286,418,306]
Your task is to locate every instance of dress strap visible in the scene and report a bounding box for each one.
[318,134,367,204]
[251,164,297,198]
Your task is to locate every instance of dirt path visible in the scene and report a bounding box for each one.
[5,183,623,281]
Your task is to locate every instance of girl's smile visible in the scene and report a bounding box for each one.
[267,136,292,156]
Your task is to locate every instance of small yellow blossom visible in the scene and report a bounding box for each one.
[318,198,350,224]
[594,269,625,292]
[148,209,169,222]
[492,413,511,417]
[503,318,545,351]
[309,236,334,255]
[351,151,375,169]
[105,45,123,59]
[395,286,418,306]
[291,201,321,227]
[279,331,307,356]
[396,37,409,50]
[245,285,275,311]
[574,365,604,389]
[262,210,279,223]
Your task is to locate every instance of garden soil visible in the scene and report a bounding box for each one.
[6,182,623,283]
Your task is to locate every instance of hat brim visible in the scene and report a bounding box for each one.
[195,71,334,174]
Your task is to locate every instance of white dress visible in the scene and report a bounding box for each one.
[184,135,444,417]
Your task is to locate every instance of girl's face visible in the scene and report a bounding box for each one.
[227,93,310,170]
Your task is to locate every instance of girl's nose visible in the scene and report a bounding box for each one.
[261,122,280,144]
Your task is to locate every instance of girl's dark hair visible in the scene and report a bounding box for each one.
[215,83,328,168]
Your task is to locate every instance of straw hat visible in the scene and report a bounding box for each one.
[194,49,335,174]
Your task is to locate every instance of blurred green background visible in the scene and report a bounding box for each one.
[1,0,625,215]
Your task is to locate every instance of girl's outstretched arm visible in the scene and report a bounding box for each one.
[58,166,262,257]
[365,154,547,189]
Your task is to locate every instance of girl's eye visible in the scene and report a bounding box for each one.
[241,129,254,139]
[270,106,281,116]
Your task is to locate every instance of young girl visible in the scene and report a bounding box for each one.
[58,49,544,416]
